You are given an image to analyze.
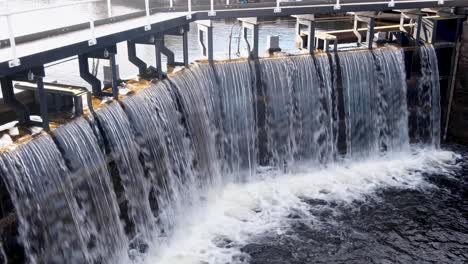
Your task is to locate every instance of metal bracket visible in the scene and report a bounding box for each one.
[353,13,377,49]
[78,45,118,98]
[8,59,21,68]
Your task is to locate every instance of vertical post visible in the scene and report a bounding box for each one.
[6,15,20,67]
[274,0,281,13]
[0,78,30,124]
[74,96,84,115]
[88,2,97,46]
[183,30,189,67]
[207,26,213,62]
[307,20,315,53]
[226,0,230,5]
[187,0,192,19]
[155,33,163,79]
[209,0,216,16]
[334,0,341,10]
[366,17,375,49]
[415,14,422,44]
[170,0,174,8]
[109,53,119,99]
[145,0,151,31]
[36,76,50,130]
[107,0,112,17]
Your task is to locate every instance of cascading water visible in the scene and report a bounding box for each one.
[0,46,454,264]
[94,102,156,249]
[0,135,100,264]
[414,45,442,148]
[52,117,129,263]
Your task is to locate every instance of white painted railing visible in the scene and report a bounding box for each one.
[0,0,100,68]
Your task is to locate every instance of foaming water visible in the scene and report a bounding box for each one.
[145,148,461,264]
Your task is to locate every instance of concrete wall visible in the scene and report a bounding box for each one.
[447,20,468,144]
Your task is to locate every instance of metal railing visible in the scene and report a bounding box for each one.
[0,0,459,68]
[0,0,104,68]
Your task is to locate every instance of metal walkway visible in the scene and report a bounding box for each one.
[0,0,467,76]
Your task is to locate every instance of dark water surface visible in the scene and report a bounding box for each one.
[241,146,468,264]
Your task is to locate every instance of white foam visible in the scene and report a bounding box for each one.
[143,148,461,264]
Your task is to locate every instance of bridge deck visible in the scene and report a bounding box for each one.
[0,0,466,77]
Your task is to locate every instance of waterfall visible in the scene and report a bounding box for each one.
[0,46,443,263]
[258,55,337,169]
[414,45,441,147]
[95,102,156,249]
[339,47,410,158]
[53,117,129,263]
[0,135,99,264]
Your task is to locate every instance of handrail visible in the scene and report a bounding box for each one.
[0,0,463,69]
[0,0,102,68]
[0,0,100,17]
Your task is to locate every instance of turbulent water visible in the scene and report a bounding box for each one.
[1,45,466,264]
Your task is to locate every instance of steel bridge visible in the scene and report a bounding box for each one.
[0,0,467,130]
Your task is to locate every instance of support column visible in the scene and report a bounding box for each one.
[155,32,164,80]
[109,53,119,99]
[35,75,50,130]
[197,20,214,62]
[292,15,316,54]
[183,30,189,67]
[239,17,259,59]
[78,54,102,95]
[366,17,375,49]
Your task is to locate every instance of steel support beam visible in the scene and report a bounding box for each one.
[239,17,259,59]
[79,45,118,97]
[34,70,50,130]
[127,39,150,77]
[197,20,214,62]
[155,33,164,80]
[78,54,104,96]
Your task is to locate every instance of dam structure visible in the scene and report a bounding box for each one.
[0,0,467,263]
